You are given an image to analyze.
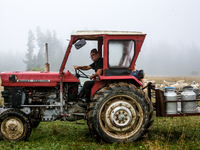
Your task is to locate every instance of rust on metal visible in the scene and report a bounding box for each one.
[155,89,165,117]
[45,63,50,72]
[45,43,50,72]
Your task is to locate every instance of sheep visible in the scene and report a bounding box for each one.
[191,81,200,88]
[171,82,189,90]
[147,80,156,85]
[168,82,176,86]
[155,84,161,88]
[143,79,148,83]
[179,83,189,89]
[142,79,200,91]
[177,80,185,84]
[160,84,167,89]
[171,82,181,90]
[160,80,170,89]
[163,80,170,86]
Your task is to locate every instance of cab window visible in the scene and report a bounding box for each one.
[108,40,135,68]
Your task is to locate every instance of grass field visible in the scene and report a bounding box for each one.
[0,76,199,150]
[0,116,199,150]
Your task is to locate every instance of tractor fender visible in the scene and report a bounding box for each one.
[90,76,142,97]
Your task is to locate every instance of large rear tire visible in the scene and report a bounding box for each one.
[0,109,32,141]
[87,82,154,143]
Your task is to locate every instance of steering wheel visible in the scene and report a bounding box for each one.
[75,68,89,78]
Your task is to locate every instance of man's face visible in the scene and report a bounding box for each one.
[90,52,99,62]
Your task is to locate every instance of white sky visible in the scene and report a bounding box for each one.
[0,0,200,75]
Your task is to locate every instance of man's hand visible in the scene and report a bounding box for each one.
[89,75,95,80]
[74,65,78,70]
[89,69,102,80]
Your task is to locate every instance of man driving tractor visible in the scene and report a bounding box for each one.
[74,48,103,103]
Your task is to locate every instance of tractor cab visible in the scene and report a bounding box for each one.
[60,31,146,89]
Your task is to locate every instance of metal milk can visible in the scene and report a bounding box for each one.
[181,86,196,113]
[164,87,177,114]
[193,88,199,106]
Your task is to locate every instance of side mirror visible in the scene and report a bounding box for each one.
[138,70,145,79]
[74,39,86,50]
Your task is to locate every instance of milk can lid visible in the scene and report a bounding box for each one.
[165,87,175,89]
[183,86,193,90]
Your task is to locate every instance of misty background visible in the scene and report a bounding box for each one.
[0,0,200,76]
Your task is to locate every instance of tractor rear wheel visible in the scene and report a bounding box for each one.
[87,82,154,143]
[0,109,32,141]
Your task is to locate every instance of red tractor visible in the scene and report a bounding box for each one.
[0,31,160,142]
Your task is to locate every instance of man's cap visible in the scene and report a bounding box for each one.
[90,48,98,54]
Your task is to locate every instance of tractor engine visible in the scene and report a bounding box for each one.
[27,87,59,105]
[1,83,85,122]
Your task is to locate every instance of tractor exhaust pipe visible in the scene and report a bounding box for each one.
[45,43,50,72]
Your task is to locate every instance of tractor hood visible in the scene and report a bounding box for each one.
[0,71,79,87]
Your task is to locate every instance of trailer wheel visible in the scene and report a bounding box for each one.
[87,82,154,143]
[0,109,32,141]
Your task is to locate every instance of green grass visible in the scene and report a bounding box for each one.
[0,115,199,150]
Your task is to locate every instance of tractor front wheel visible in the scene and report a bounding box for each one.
[0,109,32,141]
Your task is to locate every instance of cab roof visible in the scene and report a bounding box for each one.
[73,30,144,36]
[72,30,145,40]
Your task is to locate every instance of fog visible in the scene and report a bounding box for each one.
[0,0,200,76]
